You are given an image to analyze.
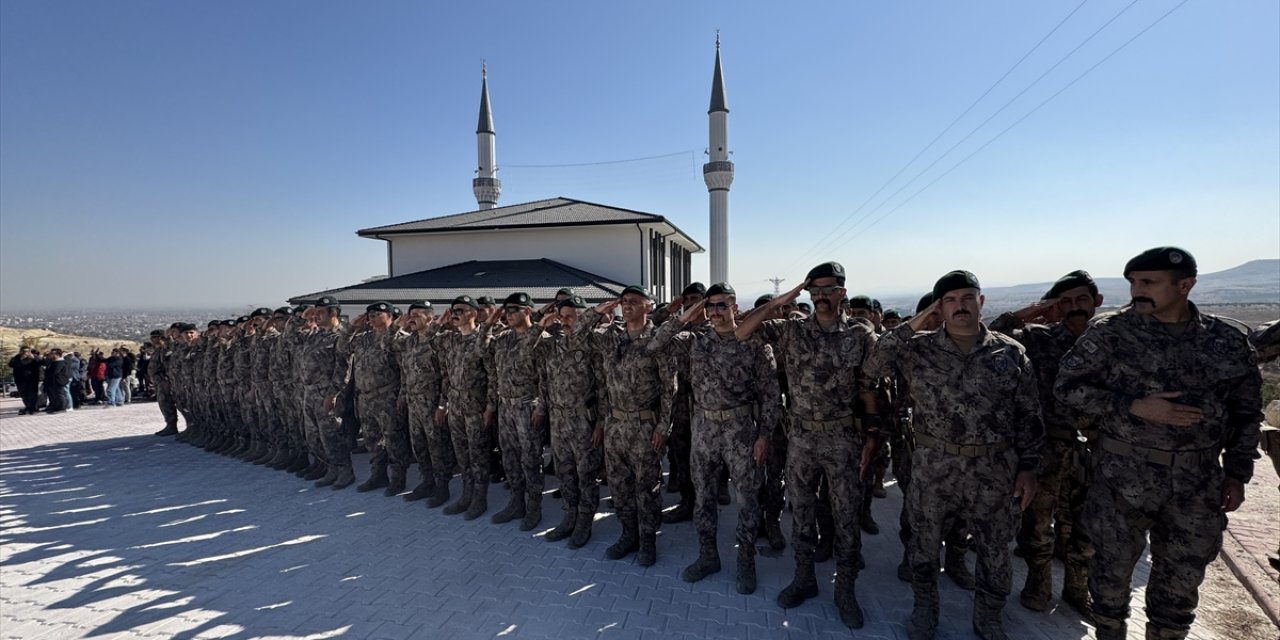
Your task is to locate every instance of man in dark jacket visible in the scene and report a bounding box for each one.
[9,348,42,415]
[43,350,71,414]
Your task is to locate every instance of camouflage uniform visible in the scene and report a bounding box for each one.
[270,326,305,457]
[437,328,496,512]
[216,338,240,445]
[150,339,179,431]
[338,325,408,479]
[1055,304,1262,639]
[394,329,449,487]
[867,323,1042,634]
[487,326,548,519]
[296,325,350,469]
[250,333,279,453]
[653,320,779,556]
[577,309,674,554]
[233,334,260,447]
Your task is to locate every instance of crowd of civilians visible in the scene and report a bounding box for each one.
[7,344,154,414]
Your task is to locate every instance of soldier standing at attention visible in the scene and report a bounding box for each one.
[150,330,180,437]
[750,294,790,552]
[487,292,550,531]
[650,283,780,595]
[867,270,1042,640]
[306,297,355,489]
[339,302,409,496]
[436,295,497,520]
[736,262,880,629]
[576,286,674,567]
[395,302,449,504]
[658,282,708,522]
[1055,247,1262,640]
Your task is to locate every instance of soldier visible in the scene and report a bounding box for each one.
[487,292,549,530]
[1055,247,1263,640]
[751,294,789,552]
[394,301,449,504]
[660,281,708,522]
[1249,320,1280,571]
[736,262,880,629]
[651,283,780,594]
[576,286,674,567]
[338,301,410,496]
[989,270,1103,614]
[882,309,903,331]
[848,295,888,534]
[529,295,604,548]
[867,271,1042,640]
[435,295,497,520]
[150,330,180,437]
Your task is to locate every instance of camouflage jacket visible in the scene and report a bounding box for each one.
[989,315,1096,440]
[486,326,544,405]
[337,326,400,396]
[149,343,170,384]
[1054,303,1262,482]
[653,319,781,439]
[232,334,255,388]
[754,316,877,422]
[436,327,494,414]
[576,309,674,433]
[526,325,599,414]
[265,329,295,387]
[868,323,1043,471]
[295,326,346,397]
[215,338,236,387]
[392,330,442,408]
[250,334,273,386]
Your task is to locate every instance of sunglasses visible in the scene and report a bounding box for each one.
[806,285,842,296]
[503,306,526,314]
[450,308,471,316]
[705,302,732,311]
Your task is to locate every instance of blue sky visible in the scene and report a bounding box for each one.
[2,1,1276,310]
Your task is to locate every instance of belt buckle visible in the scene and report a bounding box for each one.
[958,444,979,457]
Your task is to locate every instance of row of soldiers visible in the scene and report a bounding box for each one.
[147,245,1267,640]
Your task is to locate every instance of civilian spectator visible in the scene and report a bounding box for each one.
[104,349,124,407]
[9,347,42,415]
[137,346,152,396]
[88,351,107,404]
[43,349,71,414]
[65,350,84,409]
[120,347,136,404]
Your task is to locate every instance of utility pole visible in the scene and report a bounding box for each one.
[768,277,785,294]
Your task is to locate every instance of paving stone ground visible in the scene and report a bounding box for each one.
[0,399,1272,640]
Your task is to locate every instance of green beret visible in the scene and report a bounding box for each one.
[169,322,183,330]
[476,296,496,306]
[754,293,775,308]
[223,319,239,327]
[883,309,901,320]
[366,301,392,314]
[555,288,575,298]
[451,295,479,309]
[408,301,433,312]
[620,285,652,301]
[805,261,846,285]
[557,295,588,310]
[705,282,735,298]
[293,304,312,314]
[915,293,934,314]
[871,299,882,312]
[504,292,533,307]
[150,329,164,337]
[273,306,294,316]
[932,270,981,301]
[250,307,273,318]
[682,282,707,297]
[847,295,873,310]
[1045,269,1098,299]
[1123,246,1197,277]
[315,296,340,308]
[208,320,221,328]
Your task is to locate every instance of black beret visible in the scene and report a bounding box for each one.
[169,322,183,330]
[236,316,250,324]
[476,296,496,306]
[871,299,882,312]
[883,309,901,320]
[504,292,533,307]
[932,270,981,301]
[796,302,812,311]
[620,285,652,301]
[315,296,340,308]
[847,295,874,310]
[682,282,707,297]
[1045,269,1098,299]
[250,307,273,318]
[273,306,293,316]
[225,319,241,327]
[150,329,164,337]
[293,304,312,314]
[754,293,775,308]
[208,320,221,328]
[705,282,735,298]
[805,261,846,285]
[915,293,935,314]
[1123,246,1197,278]
[451,295,479,309]
[408,301,433,312]
[366,301,392,314]
[392,307,401,318]
[555,288,575,297]
[557,295,588,309]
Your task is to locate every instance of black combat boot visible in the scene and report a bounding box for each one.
[491,493,525,524]
[154,425,178,437]
[735,546,757,595]
[834,568,865,629]
[286,451,311,475]
[357,465,389,493]
[463,486,488,521]
[267,448,292,470]
[567,514,593,549]
[763,519,786,551]
[330,465,356,490]
[944,544,975,590]
[519,495,542,532]
[1019,559,1052,612]
[636,533,657,567]
[907,582,939,640]
[314,466,339,488]
[681,539,721,583]
[662,500,693,524]
[972,594,1009,640]
[605,522,639,560]
[383,466,407,497]
[443,478,472,515]
[404,473,436,502]
[302,463,328,482]
[426,478,451,508]
[777,560,819,608]
[545,507,577,542]
[1060,560,1092,619]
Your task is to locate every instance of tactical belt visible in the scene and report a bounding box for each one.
[550,406,592,419]
[1099,437,1216,469]
[498,395,536,406]
[700,404,753,422]
[612,408,657,422]
[792,414,856,433]
[913,433,1011,458]
[1045,426,1079,442]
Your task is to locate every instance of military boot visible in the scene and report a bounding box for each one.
[314,466,339,488]
[330,465,356,490]
[384,466,407,497]
[897,555,912,583]
[267,448,293,470]
[871,468,887,499]
[860,511,880,535]
[681,539,721,582]
[443,478,472,515]
[777,560,819,608]
[1060,560,1092,618]
[286,451,311,474]
[605,523,639,560]
[735,546,757,594]
[518,496,542,532]
[154,425,178,437]
[972,596,1009,640]
[253,444,278,465]
[175,428,192,443]
[357,465,389,493]
[834,569,865,629]
[404,473,436,502]
[463,488,488,521]
[1019,560,1052,612]
[426,480,451,508]
[944,545,976,590]
[303,463,328,482]
[662,500,693,524]
[906,601,938,640]
[763,519,786,551]
[636,533,657,567]
[567,514,593,549]
[545,507,577,542]
[491,493,526,524]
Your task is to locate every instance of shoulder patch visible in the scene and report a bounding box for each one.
[1062,353,1084,370]
[1079,338,1099,354]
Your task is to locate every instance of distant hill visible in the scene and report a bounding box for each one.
[878,259,1279,314]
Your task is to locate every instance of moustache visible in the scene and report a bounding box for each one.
[1064,309,1089,320]
[951,310,971,317]
[1131,297,1154,306]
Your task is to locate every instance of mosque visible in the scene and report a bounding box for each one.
[291,41,734,310]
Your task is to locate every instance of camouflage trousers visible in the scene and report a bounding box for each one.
[301,385,349,467]
[549,408,601,518]
[448,405,492,500]
[757,418,788,524]
[894,432,971,552]
[1015,436,1092,568]
[253,382,281,448]
[497,399,545,508]
[358,387,411,472]
[1084,448,1224,639]
[787,425,864,573]
[239,385,259,441]
[692,412,764,552]
[272,384,305,452]
[604,415,663,538]
[667,398,695,504]
[221,385,243,438]
[408,397,453,482]
[906,447,1019,618]
[154,381,178,429]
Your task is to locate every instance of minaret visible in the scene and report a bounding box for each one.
[704,33,733,284]
[473,64,501,210]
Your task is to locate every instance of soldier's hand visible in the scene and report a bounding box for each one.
[532,412,546,430]
[858,436,879,480]
[594,299,620,315]
[324,395,337,412]
[664,298,683,317]
[353,313,369,329]
[752,436,769,466]
[1012,471,1036,511]
[539,313,558,329]
[591,425,603,448]
[777,279,808,306]
[435,407,448,428]
[650,429,667,453]
[1220,477,1246,513]
[1013,299,1058,323]
[907,300,941,332]
[1129,392,1203,427]
[484,408,496,429]
[679,299,707,325]
[396,398,406,412]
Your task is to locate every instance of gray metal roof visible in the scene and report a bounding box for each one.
[709,48,728,114]
[477,74,494,134]
[289,259,631,307]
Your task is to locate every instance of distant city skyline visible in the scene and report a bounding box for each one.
[2,1,1276,311]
